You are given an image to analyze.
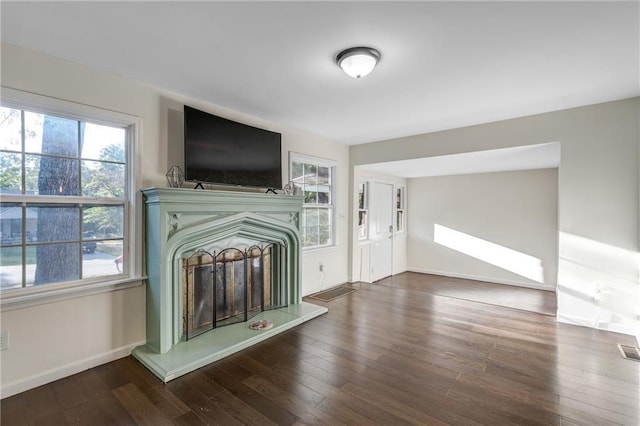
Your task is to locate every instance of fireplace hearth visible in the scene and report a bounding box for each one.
[132,187,327,382]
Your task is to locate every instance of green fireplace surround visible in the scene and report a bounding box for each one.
[132,187,327,382]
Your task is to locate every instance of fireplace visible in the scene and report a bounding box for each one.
[183,243,280,339]
[132,187,327,382]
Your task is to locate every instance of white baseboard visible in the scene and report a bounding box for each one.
[0,340,145,399]
[407,267,556,292]
[558,314,639,338]
[556,314,594,328]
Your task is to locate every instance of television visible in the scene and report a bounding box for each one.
[184,105,282,189]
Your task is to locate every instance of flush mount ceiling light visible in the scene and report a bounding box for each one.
[336,46,381,79]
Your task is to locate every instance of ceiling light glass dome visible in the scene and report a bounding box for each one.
[336,47,381,79]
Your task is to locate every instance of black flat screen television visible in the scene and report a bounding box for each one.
[184,105,282,189]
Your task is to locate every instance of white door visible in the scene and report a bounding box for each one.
[369,182,394,281]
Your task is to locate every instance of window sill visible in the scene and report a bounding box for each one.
[0,276,146,312]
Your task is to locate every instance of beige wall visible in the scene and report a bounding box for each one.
[0,43,349,396]
[407,169,558,290]
[350,97,640,337]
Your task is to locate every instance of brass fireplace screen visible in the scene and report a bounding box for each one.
[182,243,286,340]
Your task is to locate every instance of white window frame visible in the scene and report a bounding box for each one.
[0,87,143,310]
[289,152,337,250]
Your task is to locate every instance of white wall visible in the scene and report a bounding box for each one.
[351,97,640,338]
[351,169,407,282]
[407,169,558,290]
[0,43,349,396]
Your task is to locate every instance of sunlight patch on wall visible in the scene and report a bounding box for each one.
[558,232,639,324]
[433,224,544,283]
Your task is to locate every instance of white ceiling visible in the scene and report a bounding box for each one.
[2,1,638,148]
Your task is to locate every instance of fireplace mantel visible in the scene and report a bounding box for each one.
[132,187,327,382]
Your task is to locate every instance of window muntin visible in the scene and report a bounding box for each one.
[0,103,130,292]
[290,154,335,249]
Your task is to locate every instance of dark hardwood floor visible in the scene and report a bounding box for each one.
[375,272,557,315]
[2,273,638,425]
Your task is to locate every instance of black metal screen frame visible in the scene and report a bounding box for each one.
[184,241,284,341]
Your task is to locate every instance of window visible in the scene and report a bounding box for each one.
[290,153,336,249]
[357,182,368,240]
[0,89,138,293]
[396,186,405,233]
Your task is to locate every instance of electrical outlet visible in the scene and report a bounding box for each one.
[0,331,8,351]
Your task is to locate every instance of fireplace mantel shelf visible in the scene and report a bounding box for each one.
[132,187,327,382]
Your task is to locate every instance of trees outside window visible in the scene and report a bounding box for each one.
[0,101,131,291]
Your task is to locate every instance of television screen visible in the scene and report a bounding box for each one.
[184,105,282,189]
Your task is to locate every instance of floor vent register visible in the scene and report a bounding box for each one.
[617,344,640,361]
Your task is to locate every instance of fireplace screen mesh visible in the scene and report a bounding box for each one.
[183,243,280,340]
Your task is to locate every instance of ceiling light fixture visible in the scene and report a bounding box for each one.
[336,46,381,79]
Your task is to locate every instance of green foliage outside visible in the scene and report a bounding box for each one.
[0,108,126,280]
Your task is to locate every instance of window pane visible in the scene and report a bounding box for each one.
[396,188,403,209]
[31,242,80,285]
[24,245,36,286]
[358,183,365,209]
[317,166,330,185]
[0,107,22,152]
[397,210,404,232]
[358,211,367,239]
[0,246,22,289]
[305,208,319,227]
[303,227,318,247]
[318,226,331,245]
[83,205,124,238]
[24,112,43,154]
[0,152,22,194]
[304,190,317,204]
[82,160,125,198]
[24,154,41,195]
[35,155,80,196]
[31,205,79,243]
[0,203,23,245]
[82,123,125,162]
[83,239,123,278]
[291,161,304,180]
[318,208,330,226]
[25,112,79,157]
[317,186,330,204]
[303,163,317,185]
